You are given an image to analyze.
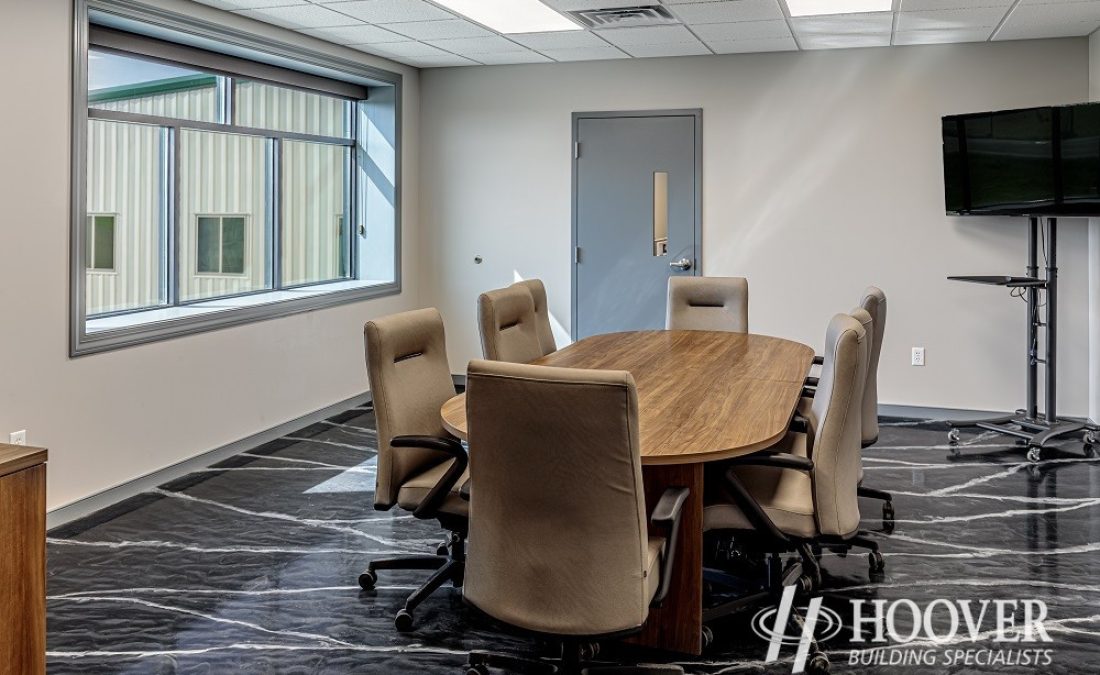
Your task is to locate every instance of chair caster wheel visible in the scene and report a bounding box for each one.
[1086,444,1098,458]
[881,502,895,533]
[1027,446,1042,463]
[1086,430,1099,446]
[868,550,885,574]
[394,609,415,632]
[358,570,377,590]
[579,641,600,661]
[807,652,830,673]
[465,665,489,675]
[947,428,960,444]
[436,542,450,556]
[798,573,815,594]
[701,625,714,650]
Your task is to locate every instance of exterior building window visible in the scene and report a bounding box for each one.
[74,9,401,355]
[86,214,116,271]
[196,216,247,275]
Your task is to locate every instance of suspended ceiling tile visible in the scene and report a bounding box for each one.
[540,45,631,61]
[620,41,712,56]
[668,0,786,24]
[234,4,356,29]
[692,19,793,41]
[425,35,528,55]
[299,23,407,45]
[383,19,495,41]
[893,27,994,43]
[596,25,703,46]
[508,30,612,49]
[799,32,893,49]
[707,36,800,53]
[319,0,456,24]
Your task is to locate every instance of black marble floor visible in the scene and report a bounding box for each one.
[46,406,1100,674]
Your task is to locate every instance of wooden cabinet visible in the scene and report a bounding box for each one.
[0,445,47,675]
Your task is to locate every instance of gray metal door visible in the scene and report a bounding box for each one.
[572,111,700,340]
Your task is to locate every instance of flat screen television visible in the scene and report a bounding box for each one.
[942,102,1100,216]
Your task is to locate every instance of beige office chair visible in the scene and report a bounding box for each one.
[665,276,749,332]
[804,287,893,528]
[513,278,557,356]
[703,313,881,595]
[477,285,544,363]
[359,308,469,632]
[462,359,687,675]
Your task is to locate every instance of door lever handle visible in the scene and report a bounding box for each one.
[669,258,692,271]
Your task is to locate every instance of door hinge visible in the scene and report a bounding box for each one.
[574,142,581,160]
[574,246,582,264]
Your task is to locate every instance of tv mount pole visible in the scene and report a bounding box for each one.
[946,216,1097,462]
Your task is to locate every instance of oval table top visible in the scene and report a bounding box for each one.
[440,330,814,466]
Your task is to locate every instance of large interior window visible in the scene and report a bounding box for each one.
[74,11,401,354]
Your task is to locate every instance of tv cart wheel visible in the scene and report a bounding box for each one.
[1027,446,1043,463]
[947,428,961,445]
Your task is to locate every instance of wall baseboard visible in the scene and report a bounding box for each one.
[46,391,372,530]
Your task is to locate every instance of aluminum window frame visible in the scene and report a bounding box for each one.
[72,0,403,356]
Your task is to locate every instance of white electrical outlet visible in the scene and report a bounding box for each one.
[9,430,26,446]
[911,347,926,367]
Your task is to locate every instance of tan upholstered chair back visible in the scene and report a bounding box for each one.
[514,278,557,356]
[858,287,887,445]
[477,285,543,363]
[807,313,868,538]
[363,308,457,510]
[463,360,651,636]
[665,276,749,333]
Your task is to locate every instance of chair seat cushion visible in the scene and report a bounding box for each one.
[397,459,470,518]
[703,432,817,538]
[645,536,665,603]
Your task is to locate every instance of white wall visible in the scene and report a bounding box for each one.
[1089,32,1100,426]
[0,0,421,510]
[420,39,1092,415]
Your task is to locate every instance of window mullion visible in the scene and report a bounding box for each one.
[168,125,180,307]
[271,137,282,291]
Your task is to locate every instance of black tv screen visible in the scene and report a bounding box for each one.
[943,102,1100,216]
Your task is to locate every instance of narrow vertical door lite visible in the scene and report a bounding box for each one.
[573,112,700,339]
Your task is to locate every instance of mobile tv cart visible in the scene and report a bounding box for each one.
[946,216,1098,463]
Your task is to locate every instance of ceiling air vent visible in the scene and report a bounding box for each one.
[567,5,679,29]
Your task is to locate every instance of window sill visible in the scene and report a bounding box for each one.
[76,278,398,355]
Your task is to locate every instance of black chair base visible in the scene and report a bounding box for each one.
[359,531,465,631]
[465,643,684,675]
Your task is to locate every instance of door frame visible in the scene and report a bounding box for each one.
[570,109,703,341]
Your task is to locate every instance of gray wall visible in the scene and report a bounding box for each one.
[420,38,1092,415]
[0,0,421,510]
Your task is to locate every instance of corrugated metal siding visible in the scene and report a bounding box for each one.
[282,141,346,286]
[235,81,347,138]
[91,86,217,123]
[86,84,348,315]
[179,130,269,302]
[86,120,163,315]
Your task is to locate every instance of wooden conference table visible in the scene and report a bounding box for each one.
[440,330,814,655]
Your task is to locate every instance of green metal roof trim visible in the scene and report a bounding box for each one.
[89,74,217,103]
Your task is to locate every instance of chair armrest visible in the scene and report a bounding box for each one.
[390,435,468,519]
[649,486,690,607]
[728,451,814,472]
